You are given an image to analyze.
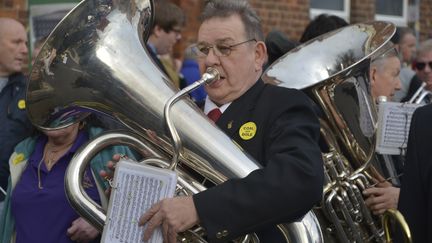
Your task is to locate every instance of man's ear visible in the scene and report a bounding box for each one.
[153,25,163,38]
[254,41,267,72]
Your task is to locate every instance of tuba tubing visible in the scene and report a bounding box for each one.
[30,0,324,241]
[262,21,412,242]
[65,132,157,231]
[408,82,432,104]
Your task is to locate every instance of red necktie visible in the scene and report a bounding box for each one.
[207,108,222,122]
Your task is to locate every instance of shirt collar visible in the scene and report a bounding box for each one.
[29,130,88,166]
[204,96,231,115]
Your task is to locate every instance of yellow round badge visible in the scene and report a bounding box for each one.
[239,122,257,140]
[13,153,25,165]
[18,99,26,109]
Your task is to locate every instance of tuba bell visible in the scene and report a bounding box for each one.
[263,22,411,242]
[26,0,323,242]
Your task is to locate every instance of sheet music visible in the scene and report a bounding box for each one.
[101,159,177,243]
[375,102,420,155]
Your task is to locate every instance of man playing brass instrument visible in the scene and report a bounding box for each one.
[363,43,403,215]
[402,39,432,104]
[105,0,324,242]
[398,103,432,242]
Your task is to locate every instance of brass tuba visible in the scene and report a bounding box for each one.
[26,0,323,242]
[263,22,411,242]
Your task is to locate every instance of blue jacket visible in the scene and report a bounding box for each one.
[0,73,33,200]
[180,59,207,103]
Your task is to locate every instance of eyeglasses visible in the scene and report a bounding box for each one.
[192,39,257,57]
[414,61,432,71]
[169,27,182,35]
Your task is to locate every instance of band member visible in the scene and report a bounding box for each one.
[402,39,432,104]
[0,18,33,211]
[132,0,324,242]
[398,103,432,242]
[363,43,403,215]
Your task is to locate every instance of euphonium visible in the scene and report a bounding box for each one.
[26,0,323,242]
[263,22,411,242]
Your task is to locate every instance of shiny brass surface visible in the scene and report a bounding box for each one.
[27,0,324,242]
[263,22,411,242]
[382,209,412,243]
[408,82,432,104]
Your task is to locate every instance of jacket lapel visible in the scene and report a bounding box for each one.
[216,80,265,138]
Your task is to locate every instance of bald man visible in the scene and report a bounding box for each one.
[0,18,33,207]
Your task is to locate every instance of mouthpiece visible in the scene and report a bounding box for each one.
[202,67,220,85]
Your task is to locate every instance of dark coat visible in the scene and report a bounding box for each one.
[193,80,324,242]
[0,73,33,200]
[401,75,425,103]
[398,103,432,242]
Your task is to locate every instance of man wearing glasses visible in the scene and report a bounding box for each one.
[402,39,432,104]
[146,1,184,77]
[138,1,324,242]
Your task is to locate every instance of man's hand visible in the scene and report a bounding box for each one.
[67,217,100,243]
[139,196,199,243]
[363,183,400,215]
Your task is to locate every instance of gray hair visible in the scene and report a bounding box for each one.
[371,41,399,68]
[200,0,264,41]
[416,39,432,57]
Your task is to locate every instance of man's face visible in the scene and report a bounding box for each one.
[0,22,28,76]
[415,50,432,90]
[197,15,266,105]
[370,56,401,100]
[154,26,181,55]
[399,33,416,64]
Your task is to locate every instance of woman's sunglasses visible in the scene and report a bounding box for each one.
[414,61,432,71]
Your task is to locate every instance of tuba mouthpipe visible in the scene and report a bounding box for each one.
[163,67,220,170]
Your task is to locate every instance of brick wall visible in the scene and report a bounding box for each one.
[420,0,432,40]
[0,0,27,25]
[250,0,310,43]
[174,0,310,56]
[2,0,432,52]
[350,0,375,24]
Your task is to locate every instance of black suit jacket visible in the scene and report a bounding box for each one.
[401,74,422,103]
[193,80,324,242]
[398,104,432,242]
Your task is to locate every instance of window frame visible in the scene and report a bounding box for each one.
[375,0,408,27]
[310,0,350,22]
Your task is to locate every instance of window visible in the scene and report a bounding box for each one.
[375,0,408,26]
[310,0,350,22]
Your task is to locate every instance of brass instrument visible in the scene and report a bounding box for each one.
[408,82,432,104]
[26,0,323,242]
[263,22,411,242]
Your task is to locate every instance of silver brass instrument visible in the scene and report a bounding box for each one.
[263,22,411,242]
[408,82,432,104]
[26,0,323,242]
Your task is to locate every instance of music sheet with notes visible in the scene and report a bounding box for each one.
[375,102,420,155]
[101,159,177,243]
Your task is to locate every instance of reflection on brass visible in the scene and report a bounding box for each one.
[27,0,324,242]
[382,209,412,243]
[263,22,411,242]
